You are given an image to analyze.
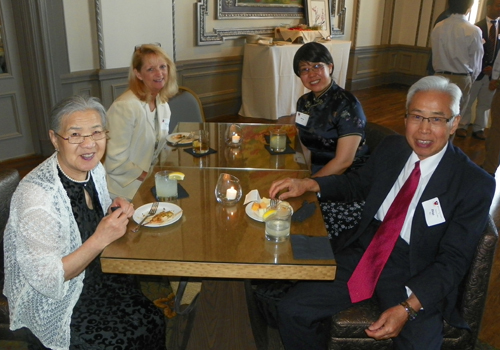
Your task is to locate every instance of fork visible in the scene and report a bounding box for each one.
[172,135,186,146]
[269,198,280,209]
[131,202,159,232]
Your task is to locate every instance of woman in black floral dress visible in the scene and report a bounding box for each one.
[293,42,369,247]
[4,95,165,350]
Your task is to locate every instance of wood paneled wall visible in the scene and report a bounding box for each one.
[59,44,431,120]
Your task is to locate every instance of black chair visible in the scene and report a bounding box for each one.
[364,122,398,152]
[329,216,498,350]
[0,168,30,341]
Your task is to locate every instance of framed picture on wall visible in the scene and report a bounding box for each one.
[306,0,330,32]
[217,0,304,19]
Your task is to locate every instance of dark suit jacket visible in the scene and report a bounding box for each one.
[476,18,500,80]
[315,135,495,327]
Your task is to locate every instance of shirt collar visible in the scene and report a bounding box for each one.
[408,142,447,178]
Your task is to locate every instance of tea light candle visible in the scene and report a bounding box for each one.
[226,186,237,200]
[232,134,240,143]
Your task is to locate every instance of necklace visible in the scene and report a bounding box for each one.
[56,159,89,184]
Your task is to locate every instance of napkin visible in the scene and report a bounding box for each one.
[264,144,295,155]
[244,189,261,205]
[151,183,189,200]
[183,148,217,158]
[292,200,316,222]
[264,134,291,144]
[290,235,335,260]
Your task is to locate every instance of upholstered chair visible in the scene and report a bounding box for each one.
[329,216,498,350]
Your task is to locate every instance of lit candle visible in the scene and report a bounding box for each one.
[226,186,237,200]
[232,134,240,143]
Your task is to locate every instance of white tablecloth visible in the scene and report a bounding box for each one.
[239,40,351,120]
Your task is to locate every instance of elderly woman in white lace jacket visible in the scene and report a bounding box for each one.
[3,95,166,350]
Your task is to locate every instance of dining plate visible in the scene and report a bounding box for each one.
[245,202,293,223]
[166,132,193,145]
[133,202,183,227]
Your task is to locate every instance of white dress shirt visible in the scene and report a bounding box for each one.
[375,145,447,243]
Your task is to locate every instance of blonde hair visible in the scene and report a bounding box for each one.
[128,44,178,103]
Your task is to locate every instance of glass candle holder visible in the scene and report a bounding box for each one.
[215,173,242,206]
[225,123,242,148]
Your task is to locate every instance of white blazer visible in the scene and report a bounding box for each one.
[104,90,171,199]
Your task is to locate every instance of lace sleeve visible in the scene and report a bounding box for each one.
[13,182,74,300]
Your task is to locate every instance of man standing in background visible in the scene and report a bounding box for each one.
[432,0,484,110]
[456,0,500,140]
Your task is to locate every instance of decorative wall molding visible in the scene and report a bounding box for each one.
[198,0,290,45]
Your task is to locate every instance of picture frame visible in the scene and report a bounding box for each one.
[330,0,347,36]
[305,0,331,33]
[217,0,304,19]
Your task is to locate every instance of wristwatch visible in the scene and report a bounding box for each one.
[400,301,418,321]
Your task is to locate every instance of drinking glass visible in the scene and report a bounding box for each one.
[265,204,292,242]
[192,130,210,154]
[269,128,286,152]
[155,170,178,201]
[215,173,242,206]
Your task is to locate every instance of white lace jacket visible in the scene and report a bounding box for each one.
[3,153,112,350]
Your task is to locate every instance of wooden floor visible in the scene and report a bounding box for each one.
[1,83,499,348]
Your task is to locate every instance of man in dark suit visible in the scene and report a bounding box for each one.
[457,0,500,139]
[269,76,495,350]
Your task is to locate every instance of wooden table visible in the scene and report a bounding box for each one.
[238,40,351,120]
[160,122,309,172]
[101,128,335,349]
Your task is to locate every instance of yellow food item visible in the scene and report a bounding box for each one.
[251,202,260,211]
[168,172,185,180]
[148,210,174,224]
[262,209,277,220]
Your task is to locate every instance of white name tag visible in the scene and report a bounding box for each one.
[296,112,310,126]
[422,197,446,226]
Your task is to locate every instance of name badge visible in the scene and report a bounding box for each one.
[422,197,446,226]
[296,112,310,126]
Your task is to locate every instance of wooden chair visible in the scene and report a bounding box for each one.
[329,216,498,350]
[168,86,206,133]
[0,168,30,341]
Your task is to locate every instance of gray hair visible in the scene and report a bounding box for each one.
[50,95,107,132]
[406,76,461,117]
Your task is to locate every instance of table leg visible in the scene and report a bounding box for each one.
[186,279,258,350]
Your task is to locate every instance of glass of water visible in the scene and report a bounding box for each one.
[269,128,286,152]
[265,204,292,242]
[155,170,178,201]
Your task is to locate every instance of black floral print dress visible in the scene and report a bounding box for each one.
[59,170,166,350]
[296,81,369,246]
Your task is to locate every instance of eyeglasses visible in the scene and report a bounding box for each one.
[134,42,161,52]
[405,114,452,126]
[299,63,326,76]
[54,130,108,144]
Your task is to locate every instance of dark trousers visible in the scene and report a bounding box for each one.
[277,229,444,350]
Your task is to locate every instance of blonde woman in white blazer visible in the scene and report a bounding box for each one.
[105,43,178,200]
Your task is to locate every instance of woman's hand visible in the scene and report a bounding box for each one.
[109,197,135,218]
[269,177,319,200]
[62,208,131,280]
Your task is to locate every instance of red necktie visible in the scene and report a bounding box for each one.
[347,161,421,303]
[487,20,497,63]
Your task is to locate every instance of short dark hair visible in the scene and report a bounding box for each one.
[448,0,474,14]
[292,42,334,77]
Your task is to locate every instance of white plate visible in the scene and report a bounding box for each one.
[166,132,193,145]
[245,202,293,222]
[133,202,183,227]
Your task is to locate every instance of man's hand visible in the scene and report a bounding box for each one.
[269,177,320,200]
[489,79,499,91]
[365,304,408,340]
